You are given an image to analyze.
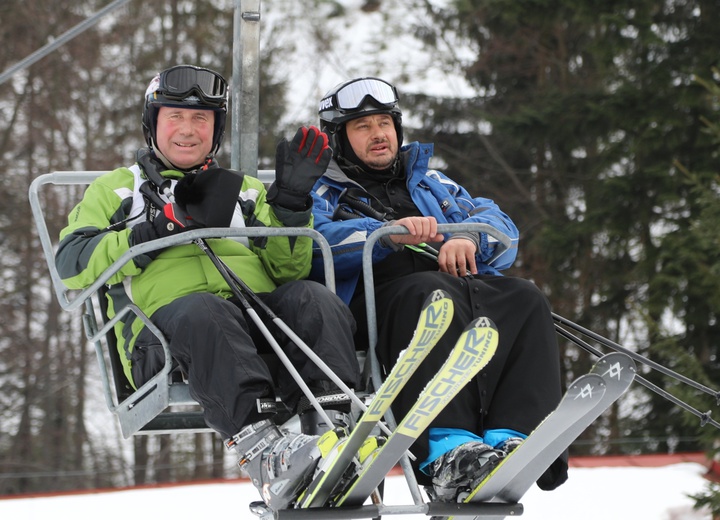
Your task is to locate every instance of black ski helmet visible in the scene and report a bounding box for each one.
[142,64,228,155]
[318,77,403,158]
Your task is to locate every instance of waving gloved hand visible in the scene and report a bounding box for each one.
[267,126,332,211]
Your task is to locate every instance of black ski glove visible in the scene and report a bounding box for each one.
[267,126,331,211]
[129,204,195,264]
[174,168,243,227]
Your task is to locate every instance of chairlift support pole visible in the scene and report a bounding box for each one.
[231,0,261,176]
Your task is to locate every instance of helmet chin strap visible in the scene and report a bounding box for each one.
[150,144,176,170]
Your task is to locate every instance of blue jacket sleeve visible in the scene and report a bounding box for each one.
[416,169,519,270]
[310,189,396,282]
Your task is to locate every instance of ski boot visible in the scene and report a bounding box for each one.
[226,418,337,510]
[426,441,504,502]
[498,436,524,456]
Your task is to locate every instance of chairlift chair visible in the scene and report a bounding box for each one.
[30,172,529,518]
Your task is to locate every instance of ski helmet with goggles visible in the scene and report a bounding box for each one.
[318,77,403,158]
[142,64,228,155]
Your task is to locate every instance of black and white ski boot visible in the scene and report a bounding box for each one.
[427,441,504,502]
[226,419,334,510]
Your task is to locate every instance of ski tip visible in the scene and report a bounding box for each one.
[569,373,606,400]
[420,289,455,321]
[427,288,451,304]
[591,352,637,390]
[597,351,638,372]
[468,316,498,332]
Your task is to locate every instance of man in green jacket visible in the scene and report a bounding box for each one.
[56,64,360,510]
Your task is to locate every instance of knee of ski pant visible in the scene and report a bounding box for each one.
[270,280,356,326]
[131,333,168,388]
[270,279,329,303]
[297,279,355,314]
[506,277,552,311]
[390,272,458,301]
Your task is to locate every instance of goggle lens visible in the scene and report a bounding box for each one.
[329,78,398,111]
[160,66,227,105]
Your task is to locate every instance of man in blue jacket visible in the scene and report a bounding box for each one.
[310,77,567,502]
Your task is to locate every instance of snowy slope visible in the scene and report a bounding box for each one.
[0,462,711,520]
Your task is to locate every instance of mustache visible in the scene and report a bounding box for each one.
[367,138,390,150]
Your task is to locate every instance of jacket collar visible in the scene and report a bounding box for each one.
[324,141,433,187]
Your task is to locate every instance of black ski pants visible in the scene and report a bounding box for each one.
[132,280,360,439]
[350,271,567,489]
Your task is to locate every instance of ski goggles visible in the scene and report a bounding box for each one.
[156,65,228,107]
[320,78,398,113]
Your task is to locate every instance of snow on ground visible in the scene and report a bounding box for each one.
[1,462,711,520]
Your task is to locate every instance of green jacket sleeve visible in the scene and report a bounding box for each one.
[244,175,314,285]
[56,169,142,289]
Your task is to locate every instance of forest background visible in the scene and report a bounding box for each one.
[1,0,719,513]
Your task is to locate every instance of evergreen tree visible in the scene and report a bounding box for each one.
[408,0,719,454]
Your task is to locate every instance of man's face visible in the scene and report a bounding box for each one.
[155,106,215,169]
[344,113,398,170]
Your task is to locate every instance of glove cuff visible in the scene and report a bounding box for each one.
[379,221,403,252]
[267,182,312,211]
[271,204,312,227]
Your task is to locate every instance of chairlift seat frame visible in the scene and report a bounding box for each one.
[30,171,523,518]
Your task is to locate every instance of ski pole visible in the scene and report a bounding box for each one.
[192,235,398,441]
[338,187,720,427]
[555,325,719,429]
[553,313,720,403]
[192,240,339,429]
[343,190,720,421]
